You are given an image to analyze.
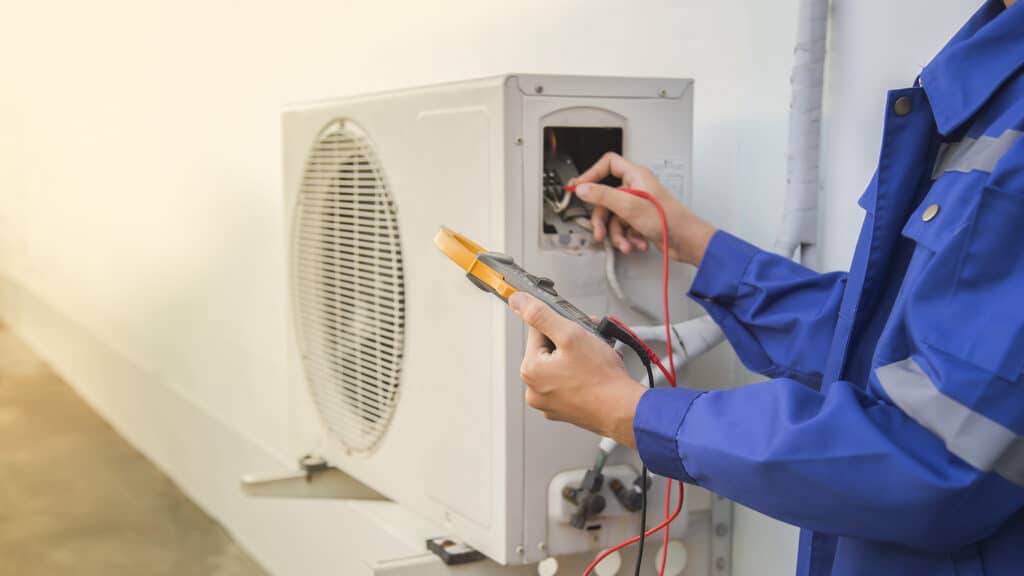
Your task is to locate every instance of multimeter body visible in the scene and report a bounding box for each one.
[434,226,613,345]
[471,252,611,344]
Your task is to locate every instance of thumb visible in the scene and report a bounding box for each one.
[509,292,577,347]
[575,183,639,219]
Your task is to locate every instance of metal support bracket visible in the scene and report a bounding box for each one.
[710,494,734,576]
[426,537,486,566]
[240,454,386,500]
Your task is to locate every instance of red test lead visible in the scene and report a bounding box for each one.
[571,184,683,576]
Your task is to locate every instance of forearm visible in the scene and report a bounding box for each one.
[667,204,717,266]
[600,375,646,450]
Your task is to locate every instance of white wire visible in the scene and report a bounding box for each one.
[604,238,661,324]
[550,188,573,213]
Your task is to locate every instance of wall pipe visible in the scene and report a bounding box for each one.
[775,0,830,267]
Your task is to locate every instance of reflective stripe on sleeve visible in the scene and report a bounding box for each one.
[931,129,1022,179]
[876,357,1024,487]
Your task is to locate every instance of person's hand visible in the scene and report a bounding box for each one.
[573,152,716,266]
[509,292,646,448]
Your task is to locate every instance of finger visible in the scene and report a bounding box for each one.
[609,216,632,253]
[509,292,579,347]
[627,226,649,251]
[575,151,635,184]
[575,183,639,220]
[525,325,553,357]
[591,205,609,241]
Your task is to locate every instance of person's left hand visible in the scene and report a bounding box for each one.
[509,292,647,448]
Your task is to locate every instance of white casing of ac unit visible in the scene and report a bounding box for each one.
[282,74,696,566]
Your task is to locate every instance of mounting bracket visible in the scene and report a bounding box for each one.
[240,454,385,500]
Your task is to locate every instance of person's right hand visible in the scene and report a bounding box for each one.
[573,152,716,266]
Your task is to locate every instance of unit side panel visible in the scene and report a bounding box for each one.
[501,77,529,565]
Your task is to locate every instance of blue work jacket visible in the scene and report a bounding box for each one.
[634,2,1024,574]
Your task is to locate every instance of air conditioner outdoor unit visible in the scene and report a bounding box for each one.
[282,74,698,566]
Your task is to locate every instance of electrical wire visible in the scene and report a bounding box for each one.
[549,188,574,213]
[582,480,685,575]
[604,239,661,324]
[571,185,682,576]
[610,188,680,576]
[635,361,656,575]
[607,317,672,385]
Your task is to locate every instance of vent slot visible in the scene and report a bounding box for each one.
[292,119,406,454]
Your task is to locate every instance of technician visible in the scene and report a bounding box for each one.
[509,1,1024,574]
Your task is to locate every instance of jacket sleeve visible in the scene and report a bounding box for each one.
[689,231,847,388]
[637,183,1024,552]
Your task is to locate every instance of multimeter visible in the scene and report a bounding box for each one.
[434,226,612,344]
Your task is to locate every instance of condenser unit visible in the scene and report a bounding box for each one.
[281,74,699,566]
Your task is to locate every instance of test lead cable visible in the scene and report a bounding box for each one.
[568,184,682,576]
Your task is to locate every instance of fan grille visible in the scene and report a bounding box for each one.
[292,119,406,454]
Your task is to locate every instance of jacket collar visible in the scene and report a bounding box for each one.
[921,0,1024,136]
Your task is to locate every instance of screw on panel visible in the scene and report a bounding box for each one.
[659,88,668,97]
[514,136,523,145]
[715,522,730,537]
[515,545,525,555]
[716,557,728,571]
[538,542,547,552]
[535,85,544,94]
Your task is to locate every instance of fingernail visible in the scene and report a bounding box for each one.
[576,183,591,198]
[509,292,525,312]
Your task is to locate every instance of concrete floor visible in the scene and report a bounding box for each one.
[0,323,268,576]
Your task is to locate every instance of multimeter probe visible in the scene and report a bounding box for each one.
[434,185,683,576]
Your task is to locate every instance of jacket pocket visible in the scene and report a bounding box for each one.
[909,184,1024,382]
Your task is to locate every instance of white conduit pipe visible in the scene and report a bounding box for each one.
[776,0,829,266]
[616,316,727,388]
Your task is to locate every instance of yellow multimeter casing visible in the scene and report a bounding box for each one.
[433,226,609,342]
[433,226,516,300]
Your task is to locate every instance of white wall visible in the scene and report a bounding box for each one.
[0,0,795,462]
[1,1,980,574]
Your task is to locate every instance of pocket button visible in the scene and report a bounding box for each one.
[922,203,941,222]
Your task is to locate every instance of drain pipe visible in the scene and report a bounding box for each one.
[775,0,829,267]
